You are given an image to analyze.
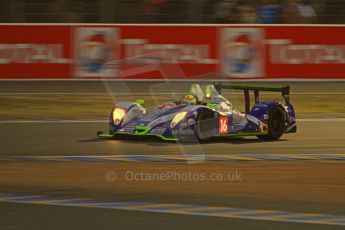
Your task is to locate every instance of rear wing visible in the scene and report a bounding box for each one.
[214,83,290,113]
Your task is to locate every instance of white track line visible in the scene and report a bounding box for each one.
[1,195,344,227]
[14,153,345,158]
[298,118,345,122]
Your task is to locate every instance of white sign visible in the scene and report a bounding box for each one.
[75,27,119,78]
[221,28,264,78]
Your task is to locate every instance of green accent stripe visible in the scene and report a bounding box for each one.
[135,126,149,135]
[98,134,114,138]
[221,83,284,92]
[97,132,177,142]
[206,103,218,109]
[215,132,269,137]
[117,133,177,141]
[98,132,267,141]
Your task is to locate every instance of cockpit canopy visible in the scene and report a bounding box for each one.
[204,85,232,106]
[188,84,204,103]
[185,84,234,113]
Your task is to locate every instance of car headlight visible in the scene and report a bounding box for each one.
[112,108,126,125]
[170,111,187,128]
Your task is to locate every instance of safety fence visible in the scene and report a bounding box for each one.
[0,24,344,81]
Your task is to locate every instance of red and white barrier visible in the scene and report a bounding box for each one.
[0,24,344,81]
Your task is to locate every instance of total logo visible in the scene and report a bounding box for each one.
[221,28,264,78]
[75,27,119,77]
[225,33,255,73]
[80,33,109,73]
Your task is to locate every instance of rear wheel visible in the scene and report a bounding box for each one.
[258,107,286,140]
[194,112,214,141]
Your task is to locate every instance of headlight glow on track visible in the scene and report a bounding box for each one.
[113,108,126,125]
[170,111,187,128]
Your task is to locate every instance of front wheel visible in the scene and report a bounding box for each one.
[194,112,214,141]
[258,107,286,140]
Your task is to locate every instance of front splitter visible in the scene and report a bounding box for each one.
[97,131,178,142]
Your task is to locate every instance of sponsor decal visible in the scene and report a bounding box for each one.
[122,39,217,65]
[219,116,229,134]
[179,122,188,129]
[221,28,264,78]
[247,114,265,126]
[187,118,195,126]
[267,39,345,65]
[150,127,166,135]
[75,27,119,77]
[255,104,268,108]
[0,25,344,80]
[147,113,175,130]
[0,44,70,64]
[159,102,177,109]
[232,114,246,123]
[259,124,267,132]
[0,26,72,78]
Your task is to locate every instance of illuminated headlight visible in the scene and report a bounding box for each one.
[112,108,126,125]
[170,111,187,128]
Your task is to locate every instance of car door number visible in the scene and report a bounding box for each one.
[219,116,228,134]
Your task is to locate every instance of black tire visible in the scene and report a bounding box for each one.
[194,112,214,141]
[258,107,286,140]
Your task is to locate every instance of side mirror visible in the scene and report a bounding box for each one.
[136,99,145,105]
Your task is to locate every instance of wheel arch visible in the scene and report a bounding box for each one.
[251,102,288,122]
[110,101,146,131]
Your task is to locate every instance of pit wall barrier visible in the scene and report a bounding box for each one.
[0,24,344,81]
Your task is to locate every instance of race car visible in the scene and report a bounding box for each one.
[97,83,296,142]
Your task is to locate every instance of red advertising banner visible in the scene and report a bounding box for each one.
[74,25,218,79]
[219,25,345,80]
[0,24,344,80]
[0,25,72,78]
[265,26,345,79]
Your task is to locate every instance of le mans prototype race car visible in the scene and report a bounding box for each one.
[97,83,296,142]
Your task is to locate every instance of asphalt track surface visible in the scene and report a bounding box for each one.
[1,81,345,230]
[0,119,344,156]
[3,203,342,230]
